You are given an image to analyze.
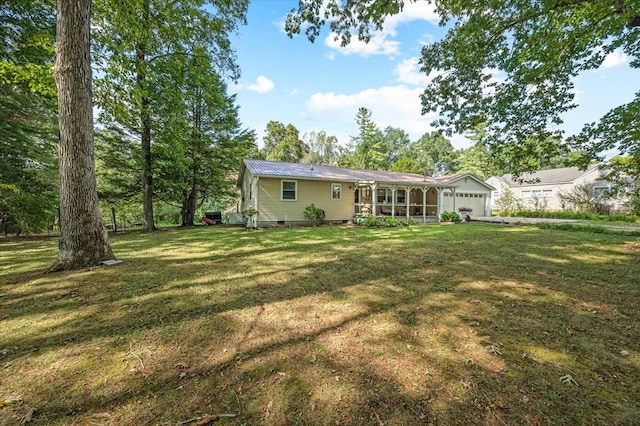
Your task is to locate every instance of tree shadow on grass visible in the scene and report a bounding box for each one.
[1,225,639,425]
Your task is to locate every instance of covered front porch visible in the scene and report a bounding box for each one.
[352,182,458,223]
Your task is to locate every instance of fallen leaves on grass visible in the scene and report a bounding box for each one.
[560,374,579,386]
[487,344,502,356]
[19,407,36,425]
[176,413,237,425]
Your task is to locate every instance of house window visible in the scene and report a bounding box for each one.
[522,189,553,198]
[331,183,341,200]
[377,188,393,203]
[396,189,406,204]
[281,180,297,201]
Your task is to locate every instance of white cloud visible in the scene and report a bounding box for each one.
[305,85,438,141]
[236,75,275,94]
[394,58,427,85]
[248,76,275,93]
[394,57,444,86]
[601,50,628,68]
[325,1,438,57]
[325,32,400,57]
[384,1,440,29]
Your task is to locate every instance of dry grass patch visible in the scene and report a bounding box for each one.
[1,224,639,425]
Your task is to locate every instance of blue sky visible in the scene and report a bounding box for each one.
[230,1,638,151]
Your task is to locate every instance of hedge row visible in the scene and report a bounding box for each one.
[499,210,637,222]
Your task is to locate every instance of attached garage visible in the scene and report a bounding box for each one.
[439,174,494,217]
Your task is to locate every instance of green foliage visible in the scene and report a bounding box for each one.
[303,204,325,225]
[261,121,308,162]
[390,155,421,173]
[558,183,613,215]
[0,1,58,235]
[92,0,250,230]
[440,211,461,223]
[356,215,412,228]
[456,123,504,179]
[501,210,637,223]
[494,188,523,213]
[342,107,386,170]
[286,1,640,178]
[379,126,410,170]
[301,131,342,165]
[533,223,640,237]
[0,0,56,97]
[408,131,459,176]
[626,192,640,216]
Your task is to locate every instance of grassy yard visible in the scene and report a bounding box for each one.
[1,224,639,425]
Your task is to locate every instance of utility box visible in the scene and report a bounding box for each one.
[226,212,246,225]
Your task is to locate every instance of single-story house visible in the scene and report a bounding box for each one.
[237,159,495,227]
[486,165,633,212]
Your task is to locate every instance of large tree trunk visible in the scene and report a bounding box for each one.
[48,0,115,272]
[180,183,198,226]
[140,90,155,232]
[138,0,156,232]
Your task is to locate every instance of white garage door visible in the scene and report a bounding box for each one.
[442,193,486,215]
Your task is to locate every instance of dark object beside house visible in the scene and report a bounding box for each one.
[203,211,222,225]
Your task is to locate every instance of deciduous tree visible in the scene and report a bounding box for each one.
[409,131,458,176]
[302,131,342,165]
[49,0,115,271]
[343,107,385,170]
[287,0,640,175]
[93,0,248,232]
[0,0,58,234]
[261,121,308,162]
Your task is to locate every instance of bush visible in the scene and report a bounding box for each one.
[382,216,400,227]
[440,211,461,222]
[303,204,325,226]
[500,210,637,222]
[355,215,413,228]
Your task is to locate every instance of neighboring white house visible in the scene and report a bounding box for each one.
[237,159,495,227]
[486,165,632,212]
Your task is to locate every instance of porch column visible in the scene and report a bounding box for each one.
[351,183,359,216]
[390,186,397,218]
[370,183,378,216]
[452,188,457,213]
[404,186,412,221]
[421,186,429,223]
[436,188,443,220]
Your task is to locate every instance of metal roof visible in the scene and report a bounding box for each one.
[241,159,464,186]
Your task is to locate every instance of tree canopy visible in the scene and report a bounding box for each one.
[1,0,58,235]
[287,0,640,175]
[92,0,249,231]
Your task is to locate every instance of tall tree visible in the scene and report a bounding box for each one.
[261,121,308,162]
[93,0,248,232]
[302,131,341,165]
[49,0,115,271]
[343,107,385,170]
[286,1,640,175]
[0,0,59,234]
[152,56,256,226]
[380,126,411,170]
[390,155,421,173]
[409,131,458,176]
[456,122,503,179]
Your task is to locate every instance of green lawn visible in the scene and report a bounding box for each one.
[1,224,639,425]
